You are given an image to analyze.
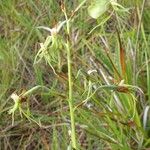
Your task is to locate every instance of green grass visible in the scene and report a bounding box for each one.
[0,0,150,149]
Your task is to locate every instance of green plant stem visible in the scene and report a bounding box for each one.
[66,40,77,149]
[23,85,50,97]
[64,6,77,148]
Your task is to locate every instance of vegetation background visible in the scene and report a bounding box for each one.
[0,0,150,149]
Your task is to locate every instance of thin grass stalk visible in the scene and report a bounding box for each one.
[66,41,77,149]
[64,9,77,147]
[134,0,146,85]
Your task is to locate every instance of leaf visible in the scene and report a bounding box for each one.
[116,29,126,78]
[88,0,110,19]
